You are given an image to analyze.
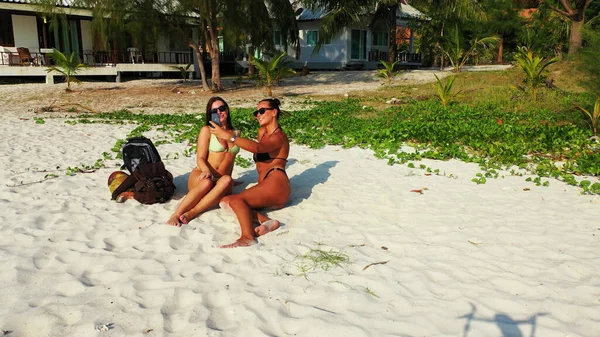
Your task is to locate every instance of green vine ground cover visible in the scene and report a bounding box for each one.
[63,97,600,195]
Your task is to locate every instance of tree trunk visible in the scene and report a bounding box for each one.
[248,45,255,76]
[205,1,222,92]
[496,35,504,64]
[387,5,398,64]
[189,41,210,91]
[568,18,584,55]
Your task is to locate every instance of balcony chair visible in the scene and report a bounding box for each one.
[17,47,37,66]
[127,47,143,64]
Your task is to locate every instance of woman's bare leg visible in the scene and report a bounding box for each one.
[166,171,214,226]
[180,175,233,223]
[220,171,289,248]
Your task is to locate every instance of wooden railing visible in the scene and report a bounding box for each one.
[368,50,422,64]
[0,50,245,67]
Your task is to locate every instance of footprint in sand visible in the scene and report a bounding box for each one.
[79,265,120,287]
[32,248,56,269]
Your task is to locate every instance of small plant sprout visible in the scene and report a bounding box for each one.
[250,52,296,97]
[576,97,600,138]
[45,49,91,91]
[514,46,558,101]
[170,63,193,81]
[377,60,400,86]
[434,74,460,106]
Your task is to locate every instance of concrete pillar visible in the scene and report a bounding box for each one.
[116,71,122,83]
[45,74,54,85]
[409,30,415,54]
[188,71,193,81]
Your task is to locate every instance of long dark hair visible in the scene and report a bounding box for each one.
[259,98,282,120]
[205,96,234,129]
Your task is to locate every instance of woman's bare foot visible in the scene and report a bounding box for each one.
[179,214,190,225]
[255,219,280,236]
[220,238,257,248]
[166,214,182,227]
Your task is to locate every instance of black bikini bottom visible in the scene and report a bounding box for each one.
[264,167,287,180]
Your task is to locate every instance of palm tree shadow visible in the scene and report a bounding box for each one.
[287,160,338,206]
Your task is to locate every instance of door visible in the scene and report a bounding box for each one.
[350,29,366,60]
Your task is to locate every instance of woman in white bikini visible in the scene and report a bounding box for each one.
[166,97,240,226]
[210,98,290,248]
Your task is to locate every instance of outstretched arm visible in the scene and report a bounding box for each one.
[209,122,282,154]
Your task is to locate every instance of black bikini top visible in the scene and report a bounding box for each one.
[253,127,287,163]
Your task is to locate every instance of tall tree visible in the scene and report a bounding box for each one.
[547,0,594,55]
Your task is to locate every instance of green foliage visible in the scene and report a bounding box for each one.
[250,52,296,97]
[45,49,91,91]
[514,46,558,101]
[576,97,600,137]
[377,60,401,86]
[61,97,600,194]
[579,25,600,95]
[433,74,460,106]
[441,25,499,72]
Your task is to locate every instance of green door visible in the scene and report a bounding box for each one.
[350,29,366,60]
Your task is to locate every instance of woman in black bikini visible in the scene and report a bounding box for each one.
[209,98,290,248]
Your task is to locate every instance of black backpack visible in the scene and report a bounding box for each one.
[111,137,175,204]
[121,136,161,173]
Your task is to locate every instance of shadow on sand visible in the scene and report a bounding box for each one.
[172,159,337,206]
[459,302,549,337]
[288,160,337,206]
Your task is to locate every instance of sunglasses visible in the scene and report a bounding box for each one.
[210,105,227,114]
[253,107,275,117]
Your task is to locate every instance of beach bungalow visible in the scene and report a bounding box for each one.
[277,0,426,70]
[0,0,199,83]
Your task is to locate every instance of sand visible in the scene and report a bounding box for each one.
[0,68,599,337]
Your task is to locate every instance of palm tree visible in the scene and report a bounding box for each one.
[410,0,486,67]
[441,25,499,72]
[45,49,91,91]
[251,52,296,97]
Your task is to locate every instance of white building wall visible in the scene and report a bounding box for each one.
[294,21,348,66]
[80,20,93,52]
[12,15,39,51]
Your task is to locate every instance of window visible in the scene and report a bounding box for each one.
[0,13,15,47]
[274,30,282,45]
[306,30,318,46]
[372,31,388,47]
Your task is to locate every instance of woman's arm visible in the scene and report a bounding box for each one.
[210,123,282,154]
[195,126,213,178]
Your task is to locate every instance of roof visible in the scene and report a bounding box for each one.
[0,0,74,6]
[296,2,426,22]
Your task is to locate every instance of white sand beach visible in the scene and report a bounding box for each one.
[0,108,598,337]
